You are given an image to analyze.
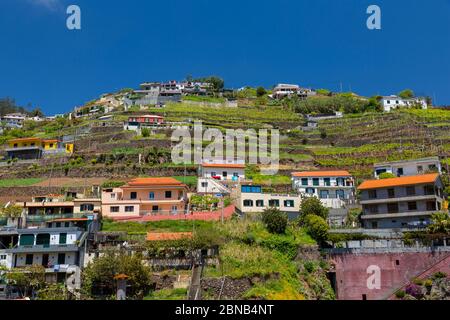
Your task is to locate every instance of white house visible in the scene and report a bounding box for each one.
[291,171,355,209]
[199,162,246,181]
[1,113,27,128]
[381,95,428,112]
[373,157,442,179]
[270,84,316,100]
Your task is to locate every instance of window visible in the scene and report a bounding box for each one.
[13,143,18,148]
[241,186,261,193]
[165,191,172,198]
[125,206,134,212]
[0,255,6,260]
[387,189,395,198]
[269,200,280,207]
[243,200,254,207]
[110,193,116,199]
[301,178,308,186]
[426,201,436,211]
[171,205,178,213]
[306,188,315,195]
[324,178,331,186]
[367,205,378,214]
[336,190,345,199]
[149,192,155,199]
[49,143,54,148]
[417,166,423,173]
[222,171,228,178]
[256,200,264,207]
[233,172,239,177]
[25,254,34,265]
[313,178,319,186]
[397,168,404,176]
[371,222,378,229]
[387,203,399,213]
[211,172,217,177]
[130,192,137,200]
[110,206,120,213]
[80,204,94,212]
[428,164,437,171]
[368,190,377,199]
[319,190,329,199]
[57,253,65,265]
[284,200,295,207]
[406,186,416,196]
[424,185,435,195]
[408,202,417,211]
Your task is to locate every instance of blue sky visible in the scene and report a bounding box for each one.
[0,0,449,115]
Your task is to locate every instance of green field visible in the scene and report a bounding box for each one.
[0,178,45,188]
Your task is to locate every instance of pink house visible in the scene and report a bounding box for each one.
[101,177,188,218]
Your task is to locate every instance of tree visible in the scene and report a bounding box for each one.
[1,205,23,218]
[141,127,150,138]
[37,284,70,300]
[399,89,414,99]
[261,208,288,234]
[304,214,329,242]
[427,212,450,234]
[6,265,46,298]
[299,197,329,222]
[256,87,267,97]
[379,172,396,179]
[30,107,44,117]
[82,250,152,299]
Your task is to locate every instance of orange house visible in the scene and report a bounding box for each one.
[101,177,188,217]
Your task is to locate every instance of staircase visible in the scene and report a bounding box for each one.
[386,251,450,300]
[199,178,231,195]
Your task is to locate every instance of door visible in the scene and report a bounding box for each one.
[42,254,49,267]
[152,206,159,213]
[57,253,65,265]
[59,233,67,245]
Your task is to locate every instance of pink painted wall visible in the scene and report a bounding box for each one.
[330,251,450,300]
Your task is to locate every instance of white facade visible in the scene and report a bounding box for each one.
[197,178,231,195]
[291,172,355,209]
[381,95,428,112]
[374,157,442,179]
[200,164,245,181]
[0,252,13,269]
[14,252,77,268]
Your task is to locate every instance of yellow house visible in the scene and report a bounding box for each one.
[6,137,74,159]
[42,139,58,151]
[65,143,74,154]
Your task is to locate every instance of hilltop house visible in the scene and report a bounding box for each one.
[234,182,301,219]
[358,173,446,229]
[291,171,356,209]
[1,113,27,129]
[270,84,316,100]
[101,177,188,218]
[123,115,165,132]
[380,95,428,112]
[124,81,182,108]
[373,157,442,179]
[6,138,74,160]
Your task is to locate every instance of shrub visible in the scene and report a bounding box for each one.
[304,215,329,242]
[431,271,447,280]
[378,172,396,179]
[303,261,315,273]
[299,197,329,222]
[395,290,406,299]
[412,278,423,286]
[141,128,151,138]
[101,180,126,188]
[256,87,267,97]
[261,208,288,234]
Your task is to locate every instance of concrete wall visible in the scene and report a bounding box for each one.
[329,250,450,300]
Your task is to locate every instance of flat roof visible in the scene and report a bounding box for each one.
[292,170,352,178]
[201,163,245,169]
[374,157,440,167]
[358,173,440,190]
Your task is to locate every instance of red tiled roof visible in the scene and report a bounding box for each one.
[201,163,245,169]
[292,170,352,178]
[124,177,186,187]
[146,232,193,241]
[358,173,440,190]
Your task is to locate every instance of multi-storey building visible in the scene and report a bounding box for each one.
[101,177,188,217]
[373,157,442,179]
[380,95,428,112]
[6,137,73,160]
[291,171,355,209]
[358,173,446,229]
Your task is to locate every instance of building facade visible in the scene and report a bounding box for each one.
[373,157,442,179]
[101,177,188,217]
[291,171,355,209]
[380,95,428,112]
[199,163,246,181]
[6,138,73,160]
[358,174,446,229]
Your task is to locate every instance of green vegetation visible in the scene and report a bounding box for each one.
[0,178,44,187]
[102,219,213,234]
[183,95,226,104]
[261,208,288,234]
[145,288,187,300]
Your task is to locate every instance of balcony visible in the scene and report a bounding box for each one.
[360,194,439,205]
[26,213,88,223]
[10,243,79,254]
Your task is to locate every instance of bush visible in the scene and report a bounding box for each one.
[101,180,126,188]
[256,87,267,97]
[379,172,396,179]
[141,128,150,138]
[303,261,315,273]
[431,271,447,280]
[261,208,288,234]
[395,290,406,299]
[299,197,329,222]
[304,215,329,242]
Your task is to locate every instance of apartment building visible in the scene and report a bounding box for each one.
[358,173,446,229]
[123,115,165,131]
[101,177,188,217]
[235,183,301,218]
[373,157,442,179]
[380,95,428,112]
[291,171,355,209]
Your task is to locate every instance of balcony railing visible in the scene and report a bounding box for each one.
[26,213,87,223]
